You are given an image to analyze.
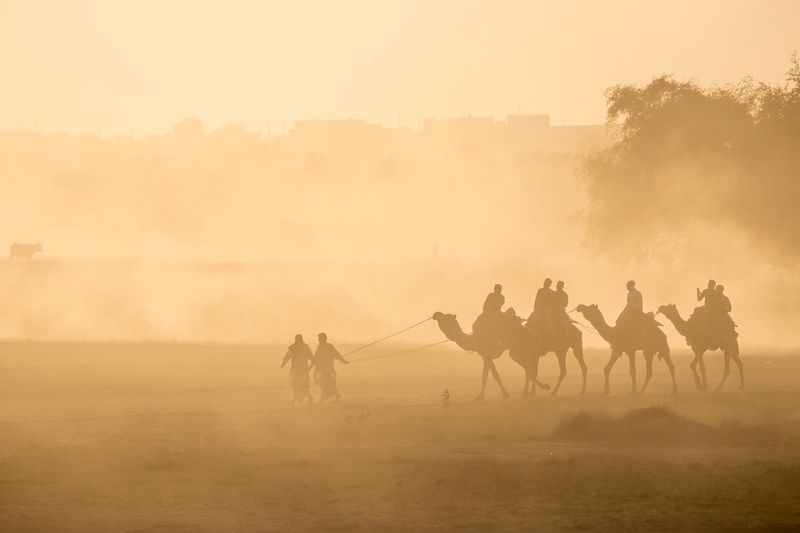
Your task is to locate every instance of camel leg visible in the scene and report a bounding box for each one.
[689,349,706,391]
[689,356,701,391]
[534,354,551,392]
[662,352,677,393]
[716,353,731,392]
[551,352,567,396]
[526,351,543,397]
[572,343,587,395]
[529,355,540,397]
[641,352,654,393]
[603,350,622,395]
[476,359,490,401]
[628,352,638,394]
[512,349,530,399]
[698,356,708,392]
[488,359,510,400]
[521,358,531,399]
[732,352,744,390]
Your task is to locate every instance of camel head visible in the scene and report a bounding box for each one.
[432,311,472,348]
[657,303,679,320]
[575,304,600,320]
[432,311,459,332]
[432,311,455,323]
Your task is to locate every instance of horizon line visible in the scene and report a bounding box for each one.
[0,112,610,140]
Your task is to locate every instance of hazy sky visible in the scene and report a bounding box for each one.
[1,0,798,135]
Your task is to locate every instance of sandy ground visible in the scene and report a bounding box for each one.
[2,341,800,532]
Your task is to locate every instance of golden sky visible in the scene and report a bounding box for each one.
[1,0,798,135]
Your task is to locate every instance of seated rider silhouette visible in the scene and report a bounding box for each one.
[694,279,734,342]
[483,283,504,314]
[616,280,645,338]
[715,284,737,340]
[553,280,572,340]
[717,285,731,313]
[529,278,556,337]
[473,283,504,347]
[696,279,720,317]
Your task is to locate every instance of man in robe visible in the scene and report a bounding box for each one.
[312,333,349,401]
[530,278,556,336]
[281,334,315,404]
[473,284,505,347]
[616,280,644,330]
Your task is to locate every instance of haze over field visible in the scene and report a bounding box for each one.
[3,2,800,532]
[1,1,799,346]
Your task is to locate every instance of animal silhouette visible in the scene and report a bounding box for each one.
[658,304,743,391]
[575,304,676,394]
[432,310,552,399]
[10,242,42,260]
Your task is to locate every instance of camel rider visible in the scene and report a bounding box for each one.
[553,281,572,337]
[554,280,568,313]
[473,284,504,347]
[716,285,732,313]
[483,284,505,314]
[534,278,555,314]
[715,284,737,339]
[625,280,643,312]
[616,280,644,331]
[697,280,720,313]
[530,278,556,336]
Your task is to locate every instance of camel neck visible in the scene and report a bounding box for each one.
[666,311,689,337]
[587,311,615,343]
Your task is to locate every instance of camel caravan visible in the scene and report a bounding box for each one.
[433,278,743,399]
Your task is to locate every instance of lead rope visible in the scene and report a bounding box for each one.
[349,339,451,364]
[341,316,434,357]
[567,307,601,336]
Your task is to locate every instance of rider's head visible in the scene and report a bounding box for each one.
[294,334,303,343]
[715,285,725,293]
[544,278,552,288]
[708,279,716,289]
[626,280,636,290]
[494,283,502,293]
[318,332,328,342]
[556,280,565,291]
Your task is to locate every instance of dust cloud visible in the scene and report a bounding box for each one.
[1,116,609,343]
[2,2,800,532]
[1,105,798,348]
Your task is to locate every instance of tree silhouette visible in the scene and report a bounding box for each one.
[581,54,800,263]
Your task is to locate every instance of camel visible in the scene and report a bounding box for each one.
[523,314,587,395]
[575,304,676,394]
[657,304,743,391]
[432,311,549,400]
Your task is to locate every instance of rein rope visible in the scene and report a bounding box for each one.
[567,307,601,336]
[349,339,451,364]
[341,316,434,357]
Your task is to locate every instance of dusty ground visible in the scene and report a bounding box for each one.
[2,341,800,531]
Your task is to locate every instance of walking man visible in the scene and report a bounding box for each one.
[281,334,315,404]
[313,333,349,401]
